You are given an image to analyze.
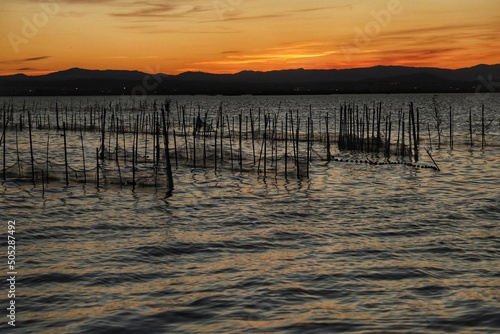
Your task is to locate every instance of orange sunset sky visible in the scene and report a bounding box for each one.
[1,0,499,76]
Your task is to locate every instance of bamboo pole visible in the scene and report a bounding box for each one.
[469,108,473,147]
[100,107,106,160]
[306,117,310,178]
[162,105,174,195]
[239,113,242,173]
[44,134,49,182]
[192,117,196,168]
[135,113,139,169]
[296,117,300,179]
[56,102,60,131]
[410,102,418,162]
[285,113,288,177]
[203,112,208,168]
[226,115,234,172]
[132,143,136,187]
[424,147,440,171]
[417,107,420,145]
[173,128,178,168]
[263,115,267,178]
[28,109,35,183]
[326,112,331,161]
[214,116,218,173]
[219,107,224,163]
[250,109,256,165]
[96,148,100,188]
[481,104,485,149]
[401,112,405,157]
[182,108,188,161]
[427,123,432,151]
[63,122,69,186]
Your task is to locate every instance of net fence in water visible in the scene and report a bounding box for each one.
[2,99,499,189]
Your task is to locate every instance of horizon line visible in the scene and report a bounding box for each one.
[4,63,500,78]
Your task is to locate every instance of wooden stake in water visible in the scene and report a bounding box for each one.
[203,112,208,168]
[250,109,256,165]
[56,102,60,131]
[427,123,432,150]
[162,106,174,195]
[214,117,218,173]
[45,134,50,182]
[296,117,300,179]
[424,147,440,171]
[63,122,69,186]
[219,106,224,163]
[263,115,268,177]
[410,102,418,162]
[400,113,406,157]
[481,104,485,149]
[144,114,148,163]
[285,113,288,177]
[96,148,100,188]
[306,118,310,178]
[173,128,178,168]
[182,108,188,161]
[192,117,197,168]
[28,109,35,183]
[135,114,139,172]
[239,113,243,173]
[132,144,136,188]
[100,107,106,160]
[469,108,473,147]
[226,115,234,172]
[387,119,392,158]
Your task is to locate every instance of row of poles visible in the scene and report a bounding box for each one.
[338,102,419,161]
[1,99,493,150]
[1,99,497,193]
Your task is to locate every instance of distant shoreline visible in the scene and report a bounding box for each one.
[1,64,498,96]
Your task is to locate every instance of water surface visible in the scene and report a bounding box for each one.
[0,94,499,333]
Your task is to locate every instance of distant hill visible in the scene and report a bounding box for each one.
[1,64,499,95]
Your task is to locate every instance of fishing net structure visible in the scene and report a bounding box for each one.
[2,99,499,189]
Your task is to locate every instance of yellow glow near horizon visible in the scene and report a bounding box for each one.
[0,0,499,76]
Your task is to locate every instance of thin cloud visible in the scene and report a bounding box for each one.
[22,56,52,62]
[287,4,353,13]
[110,3,208,19]
[197,43,338,67]
[381,21,500,41]
[204,13,286,23]
[0,56,52,64]
[89,56,159,59]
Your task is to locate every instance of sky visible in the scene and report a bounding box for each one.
[0,0,499,76]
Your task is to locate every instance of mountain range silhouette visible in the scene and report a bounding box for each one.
[1,64,499,95]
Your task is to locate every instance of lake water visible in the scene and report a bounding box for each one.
[0,94,499,333]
